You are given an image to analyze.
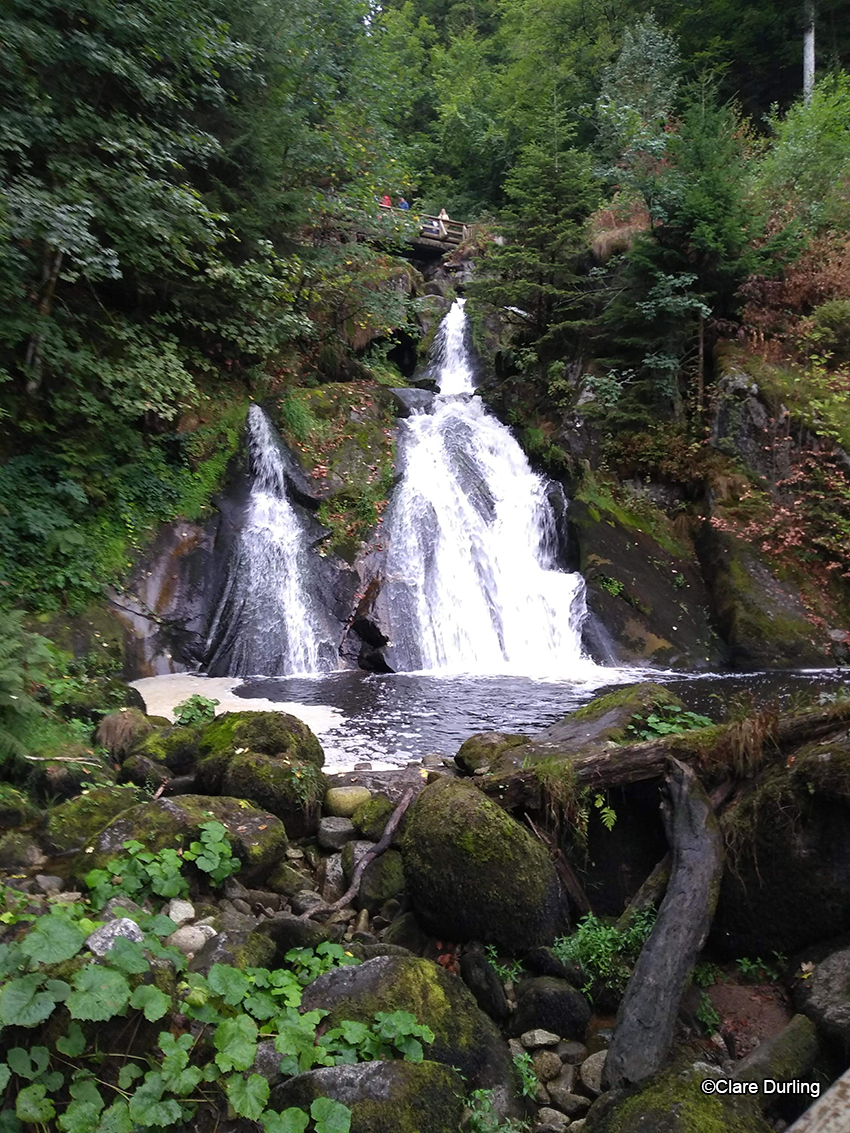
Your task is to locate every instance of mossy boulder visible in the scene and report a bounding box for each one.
[118,753,171,790]
[216,752,326,839]
[80,794,288,883]
[44,785,141,853]
[0,785,39,829]
[402,778,568,952]
[325,785,371,817]
[51,675,145,725]
[358,849,405,913]
[265,861,313,897]
[26,745,116,803]
[95,708,153,759]
[352,795,395,840]
[127,725,202,773]
[270,1061,465,1133]
[455,732,529,774]
[713,733,850,955]
[0,831,45,869]
[301,955,515,1095]
[199,711,324,768]
[732,1014,819,1088]
[585,1068,773,1133]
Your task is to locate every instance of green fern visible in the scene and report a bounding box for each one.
[0,610,52,762]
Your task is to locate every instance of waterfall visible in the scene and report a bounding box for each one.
[381,299,589,674]
[205,404,333,676]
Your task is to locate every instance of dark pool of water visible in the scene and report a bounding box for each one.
[235,667,850,770]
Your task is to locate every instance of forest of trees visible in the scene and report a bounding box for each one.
[1,0,850,618]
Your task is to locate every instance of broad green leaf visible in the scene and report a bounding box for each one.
[70,1076,104,1109]
[117,1064,144,1091]
[261,1110,309,1133]
[67,966,131,1021]
[127,1073,182,1128]
[20,915,86,965]
[0,974,59,1028]
[243,990,278,1020]
[0,1067,9,1092]
[7,1046,48,1080]
[96,1101,133,1133]
[214,1014,258,1072]
[225,1072,269,1121]
[129,984,170,1022]
[311,1097,351,1133]
[208,964,249,1005]
[0,1110,21,1133]
[59,1100,103,1133]
[16,1084,55,1124]
[56,1021,86,1056]
[105,938,149,974]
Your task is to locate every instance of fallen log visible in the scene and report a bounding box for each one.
[602,758,725,1090]
[480,703,850,812]
[299,789,414,921]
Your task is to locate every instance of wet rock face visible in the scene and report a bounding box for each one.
[793,944,850,1053]
[401,777,569,952]
[568,499,725,670]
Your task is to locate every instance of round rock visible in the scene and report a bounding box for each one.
[167,925,210,956]
[580,1049,607,1096]
[521,1029,561,1049]
[533,1050,563,1082]
[534,1109,571,1133]
[325,786,372,818]
[166,898,195,927]
[318,816,357,851]
[86,918,144,957]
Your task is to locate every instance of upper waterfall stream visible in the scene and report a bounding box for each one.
[381,299,592,675]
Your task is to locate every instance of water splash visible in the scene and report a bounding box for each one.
[205,404,333,676]
[381,299,592,675]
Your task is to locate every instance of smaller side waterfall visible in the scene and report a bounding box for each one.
[205,405,333,676]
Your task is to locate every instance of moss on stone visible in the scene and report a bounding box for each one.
[351,795,395,840]
[569,684,684,738]
[455,732,530,774]
[0,785,39,829]
[221,752,327,840]
[44,785,141,853]
[359,849,405,913]
[199,711,324,768]
[402,777,567,952]
[0,830,44,869]
[588,1069,772,1133]
[265,861,312,897]
[129,725,202,773]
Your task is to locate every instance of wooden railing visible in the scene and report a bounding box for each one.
[378,204,467,246]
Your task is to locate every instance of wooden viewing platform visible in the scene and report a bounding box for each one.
[379,204,468,250]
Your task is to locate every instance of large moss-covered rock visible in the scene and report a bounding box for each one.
[301,955,514,1096]
[44,785,141,853]
[696,526,832,669]
[358,849,405,913]
[199,711,324,768]
[0,785,39,829]
[569,496,724,670]
[585,1068,773,1133]
[455,732,529,774]
[26,745,116,803]
[95,708,153,759]
[351,795,395,840]
[127,725,202,773]
[0,831,45,869]
[216,752,326,840]
[80,794,287,883]
[402,778,567,952]
[792,944,850,1053]
[270,1061,465,1133]
[713,734,850,956]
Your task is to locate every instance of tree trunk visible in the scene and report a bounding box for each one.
[602,759,725,1089]
[25,245,63,395]
[480,703,850,812]
[803,0,816,103]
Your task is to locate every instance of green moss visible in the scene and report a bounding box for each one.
[600,1069,770,1133]
[0,785,39,829]
[130,724,202,772]
[265,861,312,896]
[570,683,682,728]
[575,470,692,559]
[455,732,529,774]
[45,785,141,853]
[359,849,405,912]
[199,711,324,768]
[346,1063,465,1133]
[221,753,326,840]
[352,795,395,841]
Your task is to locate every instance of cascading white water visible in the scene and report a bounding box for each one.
[382,299,591,674]
[205,404,332,676]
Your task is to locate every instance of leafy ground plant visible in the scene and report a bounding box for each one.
[0,890,438,1133]
[172,694,220,727]
[627,703,713,740]
[552,908,657,1000]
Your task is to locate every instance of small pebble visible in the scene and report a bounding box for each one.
[533,1109,570,1133]
[86,918,144,957]
[35,874,64,895]
[166,898,195,927]
[521,1029,561,1049]
[166,925,208,956]
[579,1050,607,1097]
[285,847,305,860]
[354,763,372,770]
[533,1050,564,1082]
